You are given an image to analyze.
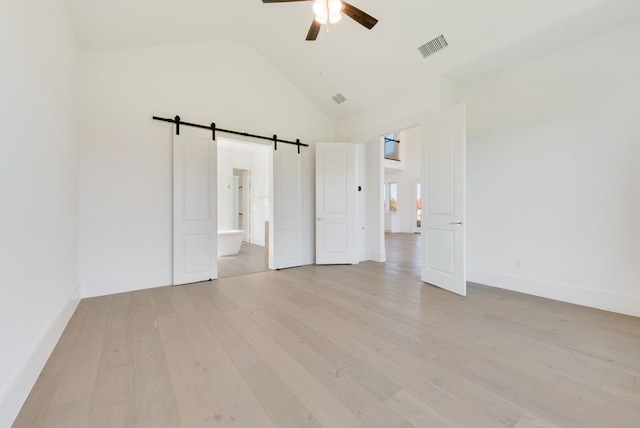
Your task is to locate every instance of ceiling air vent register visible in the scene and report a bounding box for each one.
[418,35,449,59]
[332,93,347,104]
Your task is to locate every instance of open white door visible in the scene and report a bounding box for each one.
[315,143,357,265]
[173,131,217,285]
[421,104,466,295]
[270,144,303,270]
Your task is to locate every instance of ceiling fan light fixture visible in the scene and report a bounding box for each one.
[265,0,376,41]
[313,0,325,15]
[329,0,343,14]
[314,14,327,24]
[313,0,342,25]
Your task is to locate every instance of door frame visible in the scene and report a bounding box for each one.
[173,130,305,282]
[412,179,422,234]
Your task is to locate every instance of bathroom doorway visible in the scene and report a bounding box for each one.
[217,138,271,278]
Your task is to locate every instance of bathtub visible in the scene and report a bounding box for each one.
[218,230,244,257]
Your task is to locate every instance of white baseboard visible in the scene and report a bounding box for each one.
[359,251,385,263]
[81,271,172,298]
[467,269,640,318]
[0,284,80,428]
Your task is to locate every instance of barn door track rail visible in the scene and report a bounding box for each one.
[153,115,307,153]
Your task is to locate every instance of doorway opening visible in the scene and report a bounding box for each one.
[383,124,422,268]
[217,138,271,278]
[413,180,422,233]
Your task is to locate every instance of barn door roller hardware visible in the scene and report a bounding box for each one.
[152,115,307,153]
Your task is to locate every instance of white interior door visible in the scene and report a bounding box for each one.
[315,143,357,265]
[270,144,302,270]
[421,104,466,295]
[173,131,217,285]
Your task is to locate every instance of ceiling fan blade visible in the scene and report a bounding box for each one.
[306,20,321,41]
[262,0,310,3]
[342,1,378,30]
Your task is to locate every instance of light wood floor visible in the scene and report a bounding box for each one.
[217,242,269,279]
[14,234,640,427]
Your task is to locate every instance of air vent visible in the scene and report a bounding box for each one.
[332,93,347,104]
[418,35,449,59]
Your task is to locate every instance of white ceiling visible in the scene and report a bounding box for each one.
[62,0,639,122]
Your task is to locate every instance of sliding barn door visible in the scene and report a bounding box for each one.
[173,132,217,285]
[421,104,466,295]
[315,143,357,265]
[270,144,303,270]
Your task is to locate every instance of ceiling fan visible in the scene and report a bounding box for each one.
[262,0,378,41]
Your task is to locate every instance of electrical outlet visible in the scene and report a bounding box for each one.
[514,259,523,270]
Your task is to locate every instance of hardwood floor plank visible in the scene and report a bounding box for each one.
[183,285,262,372]
[216,276,405,402]
[106,292,132,330]
[512,411,562,428]
[245,307,413,428]
[41,300,92,377]
[240,361,324,428]
[383,389,458,428]
[184,285,321,427]
[156,312,228,427]
[13,301,91,426]
[11,373,61,427]
[49,297,112,407]
[300,305,517,427]
[217,243,268,279]
[273,310,403,402]
[169,299,274,428]
[230,277,525,426]
[165,284,198,313]
[602,377,640,404]
[222,308,367,428]
[88,327,134,427]
[132,307,182,427]
[220,278,514,426]
[14,234,640,428]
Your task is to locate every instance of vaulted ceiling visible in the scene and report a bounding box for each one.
[62,0,639,121]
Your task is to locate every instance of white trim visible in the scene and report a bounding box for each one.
[0,285,80,427]
[367,251,386,263]
[301,256,315,266]
[468,269,640,318]
[81,272,171,298]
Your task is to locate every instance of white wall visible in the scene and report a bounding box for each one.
[337,17,640,317]
[0,1,79,425]
[461,19,640,316]
[384,126,422,233]
[336,72,441,142]
[78,40,335,297]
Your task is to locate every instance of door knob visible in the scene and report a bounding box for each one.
[449,221,463,226]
